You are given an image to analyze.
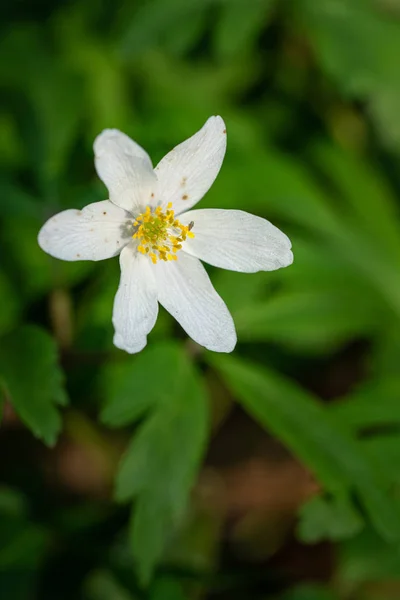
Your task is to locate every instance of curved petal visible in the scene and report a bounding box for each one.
[154,116,227,214]
[94,129,158,214]
[153,252,236,352]
[38,200,132,261]
[113,245,159,354]
[180,209,293,272]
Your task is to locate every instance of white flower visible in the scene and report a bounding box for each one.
[38,116,293,354]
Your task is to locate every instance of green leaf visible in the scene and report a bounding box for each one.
[149,577,187,600]
[212,269,272,313]
[115,343,209,585]
[164,505,222,573]
[0,491,49,570]
[252,145,400,318]
[361,434,400,486]
[208,146,340,235]
[128,495,171,589]
[0,487,28,519]
[372,330,400,379]
[338,529,400,583]
[311,141,400,262]
[84,570,135,600]
[297,0,400,151]
[0,270,22,337]
[297,494,364,543]
[55,15,133,137]
[0,179,39,218]
[0,325,68,446]
[118,0,213,57]
[209,354,400,542]
[0,115,24,169]
[297,0,398,92]
[0,521,48,570]
[282,584,340,600]
[0,496,49,600]
[215,0,274,60]
[329,378,400,432]
[0,25,82,185]
[327,222,400,317]
[233,288,379,352]
[101,341,190,427]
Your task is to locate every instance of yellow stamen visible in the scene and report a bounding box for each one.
[133,204,195,263]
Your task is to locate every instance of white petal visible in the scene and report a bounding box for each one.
[180,209,293,273]
[94,129,158,214]
[113,245,158,354]
[154,116,227,214]
[153,252,236,352]
[38,200,132,261]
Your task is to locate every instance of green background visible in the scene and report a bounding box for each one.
[2,0,400,598]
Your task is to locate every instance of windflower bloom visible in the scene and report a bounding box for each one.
[38,116,293,353]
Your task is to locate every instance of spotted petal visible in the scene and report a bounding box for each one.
[94,129,158,214]
[113,245,159,354]
[153,252,236,352]
[180,209,293,272]
[154,116,227,215]
[38,200,132,261]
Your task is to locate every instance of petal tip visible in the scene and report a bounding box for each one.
[208,339,237,354]
[207,115,226,133]
[37,220,54,256]
[113,333,147,354]
[37,225,46,250]
[205,327,237,354]
[282,248,294,268]
[93,128,122,155]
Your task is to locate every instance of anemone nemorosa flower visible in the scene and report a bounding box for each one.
[38,116,293,353]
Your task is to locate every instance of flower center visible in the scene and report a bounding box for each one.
[133,203,194,264]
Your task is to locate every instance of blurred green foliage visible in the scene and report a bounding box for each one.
[2,0,400,598]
